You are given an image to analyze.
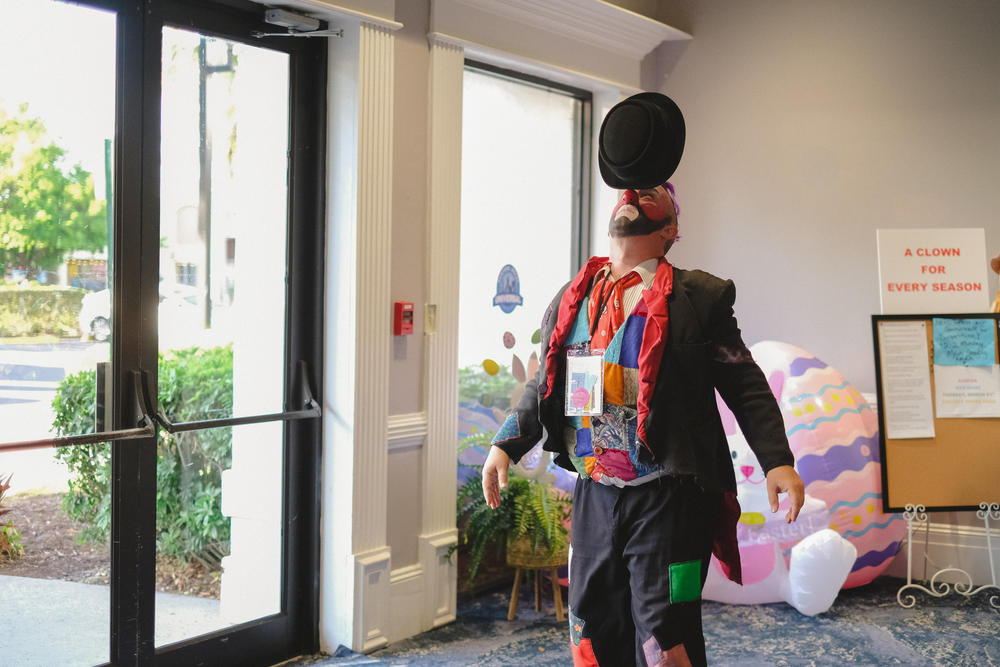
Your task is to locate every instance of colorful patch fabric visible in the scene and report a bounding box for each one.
[491,413,521,445]
[623,367,640,406]
[569,609,585,646]
[563,295,665,486]
[603,363,625,406]
[642,635,662,667]
[668,560,702,604]
[591,404,631,452]
[565,296,593,346]
[571,638,599,667]
[574,427,593,457]
[590,449,637,482]
[619,315,645,369]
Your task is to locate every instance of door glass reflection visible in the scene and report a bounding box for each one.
[155,27,289,645]
[0,1,115,664]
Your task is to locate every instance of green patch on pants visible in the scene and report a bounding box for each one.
[668,560,701,604]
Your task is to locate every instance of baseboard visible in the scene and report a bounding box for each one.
[385,530,458,645]
[354,548,392,652]
[882,520,999,587]
[420,529,458,629]
[387,564,425,644]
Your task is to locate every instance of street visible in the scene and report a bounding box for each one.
[0,341,109,495]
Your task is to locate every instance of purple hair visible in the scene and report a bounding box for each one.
[663,181,680,219]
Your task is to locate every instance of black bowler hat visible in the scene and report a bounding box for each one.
[598,92,685,189]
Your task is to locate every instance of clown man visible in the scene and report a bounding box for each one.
[482,92,805,667]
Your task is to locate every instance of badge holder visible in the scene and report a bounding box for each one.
[565,349,604,416]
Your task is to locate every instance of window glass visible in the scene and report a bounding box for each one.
[458,68,584,413]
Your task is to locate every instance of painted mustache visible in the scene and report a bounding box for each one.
[609,189,673,238]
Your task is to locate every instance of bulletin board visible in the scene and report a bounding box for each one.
[872,313,1000,512]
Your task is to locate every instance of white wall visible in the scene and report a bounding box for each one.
[643,0,1000,395]
[631,0,1000,572]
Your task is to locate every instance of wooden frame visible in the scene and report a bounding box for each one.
[872,313,1000,512]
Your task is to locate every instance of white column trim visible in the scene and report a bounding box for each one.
[423,35,464,538]
[354,547,392,652]
[420,528,459,628]
[387,411,428,452]
[419,35,464,632]
[320,18,396,654]
[352,16,394,558]
[390,563,425,585]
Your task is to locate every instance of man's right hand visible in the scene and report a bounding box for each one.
[482,446,511,509]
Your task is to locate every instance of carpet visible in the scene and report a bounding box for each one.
[290,576,999,666]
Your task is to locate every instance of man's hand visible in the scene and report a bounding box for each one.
[766,465,805,523]
[482,446,511,510]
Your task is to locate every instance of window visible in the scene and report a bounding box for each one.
[457,61,591,465]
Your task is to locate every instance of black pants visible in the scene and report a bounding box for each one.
[568,476,721,667]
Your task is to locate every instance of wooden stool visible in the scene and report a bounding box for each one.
[507,566,565,622]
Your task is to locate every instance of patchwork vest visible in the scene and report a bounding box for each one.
[562,291,667,486]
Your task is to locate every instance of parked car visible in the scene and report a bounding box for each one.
[79,284,203,341]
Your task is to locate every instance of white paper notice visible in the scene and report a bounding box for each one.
[934,365,1000,418]
[878,321,936,439]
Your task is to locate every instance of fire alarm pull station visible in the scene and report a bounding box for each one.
[394,301,414,335]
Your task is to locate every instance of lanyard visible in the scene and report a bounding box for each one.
[589,271,631,340]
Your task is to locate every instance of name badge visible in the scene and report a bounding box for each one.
[565,349,604,416]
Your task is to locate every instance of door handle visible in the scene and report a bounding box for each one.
[0,370,155,453]
[144,360,321,434]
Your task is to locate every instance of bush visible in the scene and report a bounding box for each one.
[458,364,518,411]
[0,284,86,337]
[52,345,234,564]
[455,433,571,582]
[0,473,23,561]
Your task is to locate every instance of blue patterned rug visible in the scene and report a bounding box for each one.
[290,576,998,666]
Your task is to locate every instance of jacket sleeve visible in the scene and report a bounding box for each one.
[490,289,563,464]
[708,280,795,474]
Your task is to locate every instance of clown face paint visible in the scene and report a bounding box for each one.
[609,185,675,238]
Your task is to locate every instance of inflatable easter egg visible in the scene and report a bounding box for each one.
[750,341,904,588]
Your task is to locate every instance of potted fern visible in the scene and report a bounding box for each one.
[456,432,571,582]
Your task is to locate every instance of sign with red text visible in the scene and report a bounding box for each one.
[876,228,989,314]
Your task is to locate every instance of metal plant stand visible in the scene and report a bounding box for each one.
[897,502,1000,609]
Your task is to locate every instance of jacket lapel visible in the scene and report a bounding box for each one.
[636,259,673,448]
[542,256,608,399]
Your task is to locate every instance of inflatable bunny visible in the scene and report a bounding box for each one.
[702,361,856,616]
[704,341,906,613]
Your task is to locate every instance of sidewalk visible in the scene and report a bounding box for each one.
[1,574,230,666]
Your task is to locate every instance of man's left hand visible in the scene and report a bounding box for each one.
[766,465,805,523]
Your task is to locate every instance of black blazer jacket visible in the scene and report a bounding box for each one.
[495,264,794,495]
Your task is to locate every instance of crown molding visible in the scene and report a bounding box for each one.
[448,0,688,59]
[262,0,403,31]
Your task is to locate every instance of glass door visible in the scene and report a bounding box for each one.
[0,1,117,664]
[154,22,291,647]
[0,0,324,664]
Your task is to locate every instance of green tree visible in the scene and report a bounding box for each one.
[0,104,107,278]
